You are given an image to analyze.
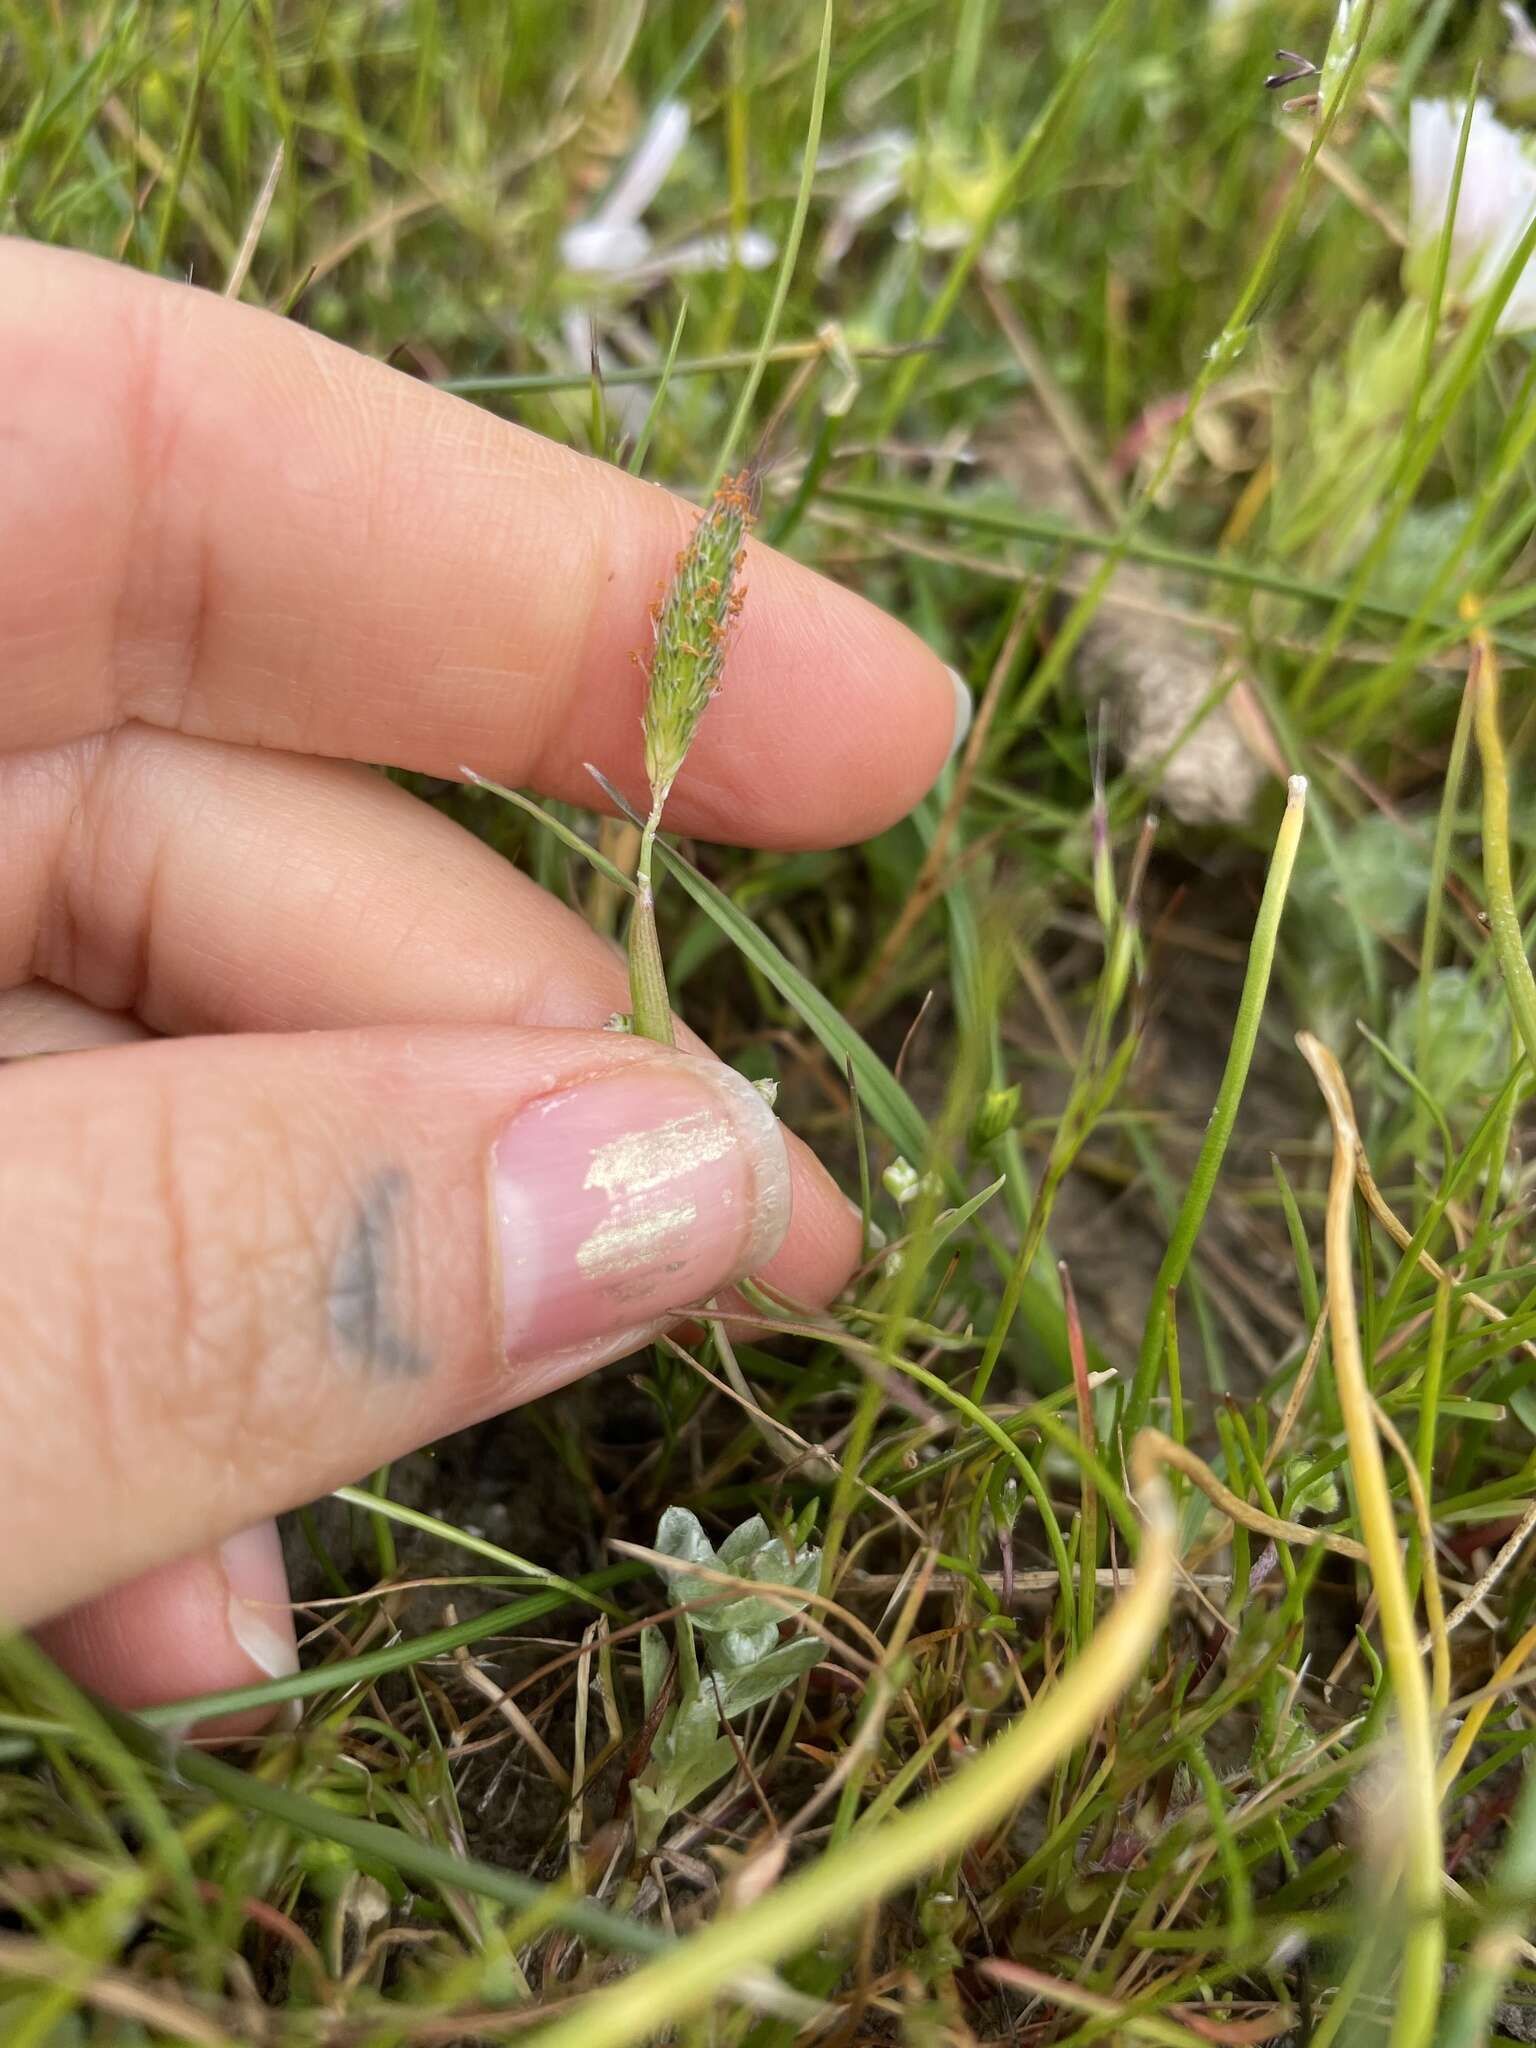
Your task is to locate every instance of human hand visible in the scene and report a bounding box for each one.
[0,240,965,1726]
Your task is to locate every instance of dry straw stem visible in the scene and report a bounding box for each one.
[1138,1427,1367,1564]
[1437,1620,1536,1795]
[1298,1031,1443,2048]
[534,1445,1177,2048]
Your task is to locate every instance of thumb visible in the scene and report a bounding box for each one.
[1,1026,792,1627]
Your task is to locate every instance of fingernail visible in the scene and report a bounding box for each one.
[492,1058,792,1369]
[219,1522,299,1681]
[947,665,973,761]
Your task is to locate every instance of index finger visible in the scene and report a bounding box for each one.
[2,240,965,849]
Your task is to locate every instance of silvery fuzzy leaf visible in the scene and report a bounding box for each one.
[651,1691,735,1806]
[711,1622,780,1671]
[716,1516,771,1568]
[639,1623,669,1718]
[655,1506,718,1573]
[653,1509,821,1635]
[710,1635,826,1720]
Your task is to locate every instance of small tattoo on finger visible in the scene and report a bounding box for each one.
[327,1168,430,1378]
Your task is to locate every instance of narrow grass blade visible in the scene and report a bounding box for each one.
[1126,777,1307,1436]
[709,0,833,484]
[627,295,689,474]
[329,1485,614,1611]
[649,836,933,1173]
[90,1693,668,1957]
[1438,1759,1536,2048]
[134,1569,639,1728]
[819,483,1536,666]
[1469,623,1536,1077]
[461,768,636,896]
[437,339,937,398]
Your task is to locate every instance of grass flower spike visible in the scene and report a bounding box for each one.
[1407,97,1536,332]
[642,473,752,803]
[626,472,754,1044]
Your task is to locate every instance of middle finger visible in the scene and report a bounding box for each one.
[0,725,860,1304]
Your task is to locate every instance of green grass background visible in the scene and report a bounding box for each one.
[3,1,1536,2042]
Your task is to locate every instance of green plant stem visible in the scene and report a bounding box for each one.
[328,1485,608,1609]
[1126,777,1308,1436]
[817,484,1536,667]
[1471,627,1536,1077]
[437,338,936,398]
[709,0,832,484]
[628,799,675,1045]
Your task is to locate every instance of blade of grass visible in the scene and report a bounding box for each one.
[1469,618,1536,1077]
[871,0,1132,444]
[460,768,636,897]
[1437,1747,1536,2048]
[328,1485,615,1611]
[817,484,1536,667]
[134,1568,639,1728]
[627,294,689,474]
[74,1686,667,1957]
[708,0,832,485]
[437,338,937,397]
[1126,777,1308,1437]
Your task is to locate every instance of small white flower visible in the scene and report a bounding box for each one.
[1407,97,1536,334]
[817,128,913,271]
[555,98,777,439]
[560,99,690,276]
[559,98,776,286]
[816,127,1021,274]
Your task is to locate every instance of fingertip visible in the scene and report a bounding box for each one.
[758,1129,862,1308]
[683,542,964,848]
[569,477,966,849]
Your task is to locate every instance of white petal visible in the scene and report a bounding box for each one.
[1496,246,1536,332]
[628,229,777,281]
[818,127,912,173]
[1409,97,1536,320]
[591,99,690,230]
[731,227,778,271]
[1409,99,1463,266]
[561,309,597,366]
[559,220,653,275]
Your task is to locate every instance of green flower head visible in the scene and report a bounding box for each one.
[641,471,754,805]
